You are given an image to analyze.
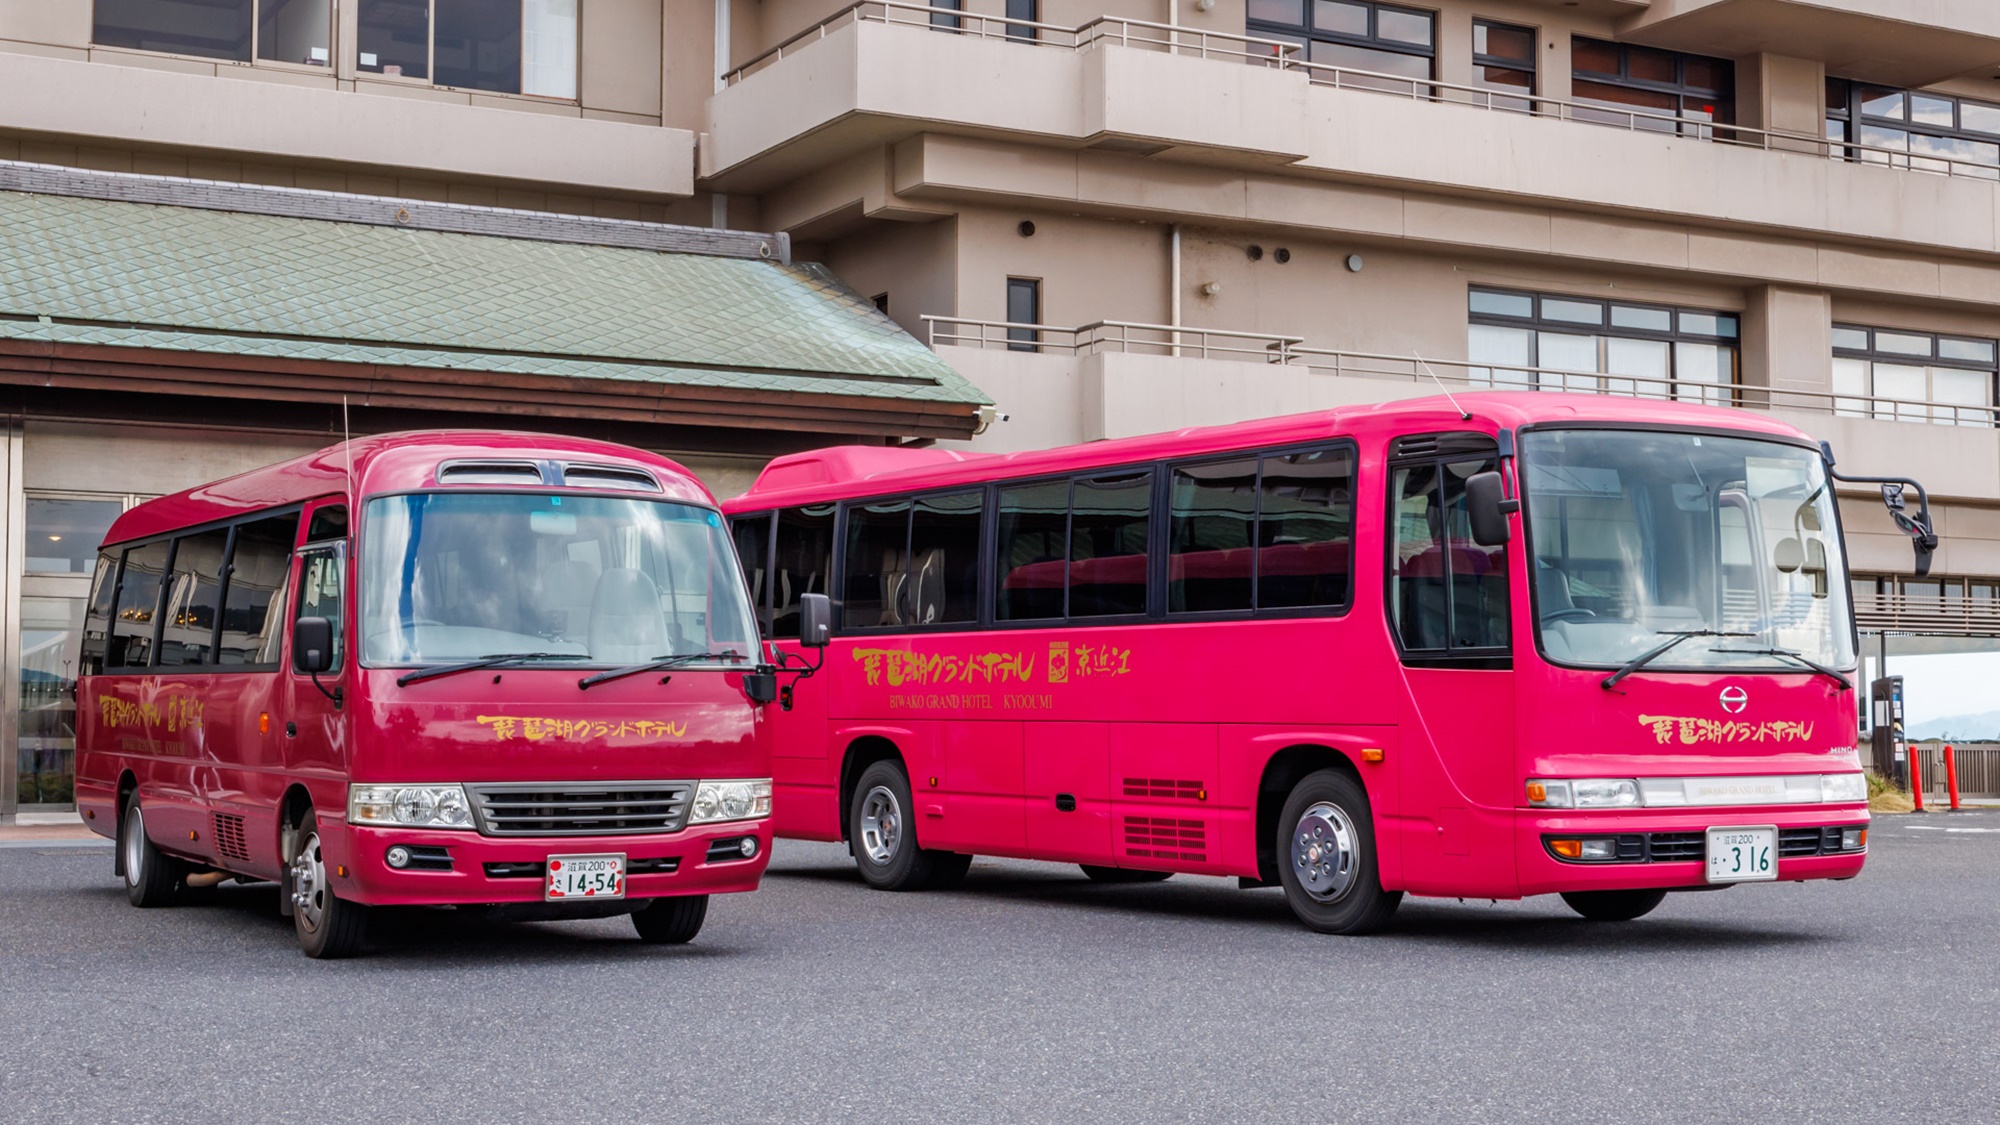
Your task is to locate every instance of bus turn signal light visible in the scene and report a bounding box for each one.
[1549,839,1582,859]
[1526,782,1547,803]
[1362,748,1384,763]
[260,713,270,734]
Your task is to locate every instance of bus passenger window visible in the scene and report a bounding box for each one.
[295,549,346,673]
[1441,459,1509,649]
[159,528,228,666]
[909,491,981,625]
[996,479,1069,621]
[80,553,118,675]
[1391,453,1510,655]
[731,513,773,636]
[1070,472,1151,617]
[1258,447,1355,611]
[1392,467,1447,650]
[108,540,170,669]
[1169,458,1257,613]
[842,500,912,627]
[219,514,300,666]
[771,505,834,639]
[307,505,348,542]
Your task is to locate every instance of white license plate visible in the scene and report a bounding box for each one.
[545,853,625,902]
[1705,826,1777,884]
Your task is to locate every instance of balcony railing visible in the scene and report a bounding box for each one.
[723,2,2000,182]
[1855,592,2000,637]
[925,315,2000,429]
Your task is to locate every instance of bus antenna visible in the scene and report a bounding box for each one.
[1413,352,1471,421]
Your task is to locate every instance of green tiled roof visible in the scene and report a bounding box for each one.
[0,190,988,405]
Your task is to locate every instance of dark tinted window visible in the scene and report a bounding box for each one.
[772,505,835,639]
[843,500,912,628]
[909,491,982,625]
[220,514,299,666]
[294,546,346,673]
[24,498,122,574]
[435,0,521,93]
[1069,472,1151,617]
[731,513,773,636]
[80,554,119,676]
[1258,447,1355,610]
[1169,459,1258,613]
[94,0,253,62]
[358,0,429,78]
[307,505,348,542]
[1391,453,1509,653]
[996,479,1069,621]
[1007,278,1041,352]
[159,529,229,666]
[109,541,170,669]
[1006,0,1036,39]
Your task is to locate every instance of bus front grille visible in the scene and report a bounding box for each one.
[467,783,694,837]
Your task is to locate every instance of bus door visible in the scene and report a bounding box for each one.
[1386,438,1518,897]
[282,509,349,786]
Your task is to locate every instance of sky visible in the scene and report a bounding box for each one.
[1871,650,2000,735]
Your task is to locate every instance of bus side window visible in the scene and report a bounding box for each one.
[108,540,171,669]
[1391,452,1509,655]
[79,552,119,676]
[294,548,346,673]
[221,513,301,666]
[843,499,913,628]
[1069,471,1152,617]
[771,505,834,639]
[909,491,981,625]
[731,512,773,637]
[158,528,229,667]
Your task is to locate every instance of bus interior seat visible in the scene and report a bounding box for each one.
[877,547,909,626]
[910,548,947,624]
[589,568,671,662]
[542,558,602,639]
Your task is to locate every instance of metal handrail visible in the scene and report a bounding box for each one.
[723,5,2000,181]
[923,315,1307,361]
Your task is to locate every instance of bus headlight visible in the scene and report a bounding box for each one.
[1820,773,1867,803]
[349,784,476,830]
[689,779,773,824]
[1526,779,1640,809]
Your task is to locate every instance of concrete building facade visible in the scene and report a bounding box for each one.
[5,0,2000,812]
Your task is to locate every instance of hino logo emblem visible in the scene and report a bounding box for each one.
[1719,686,1749,714]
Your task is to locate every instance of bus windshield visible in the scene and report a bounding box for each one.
[361,492,758,667]
[1522,428,1855,673]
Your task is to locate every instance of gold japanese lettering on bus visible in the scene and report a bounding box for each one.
[475,716,689,742]
[1637,716,1816,745]
[857,638,1134,710]
[97,694,205,733]
[852,649,1040,687]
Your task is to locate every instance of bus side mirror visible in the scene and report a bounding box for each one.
[798,593,833,648]
[293,616,334,674]
[1465,471,1516,547]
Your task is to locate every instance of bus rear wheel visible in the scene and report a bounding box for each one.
[1275,769,1401,935]
[850,760,962,891]
[288,811,369,959]
[1079,866,1172,884]
[1560,889,1667,922]
[120,797,182,908]
[632,895,709,944]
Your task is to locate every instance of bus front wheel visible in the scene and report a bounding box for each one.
[288,810,369,959]
[120,796,182,908]
[632,895,708,944]
[1560,889,1667,922]
[1275,769,1401,935]
[849,760,966,891]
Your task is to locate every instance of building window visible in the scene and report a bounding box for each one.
[1826,79,2000,178]
[1472,20,1535,109]
[1247,0,1434,91]
[1006,0,1036,41]
[1571,37,1732,135]
[1007,277,1041,352]
[355,0,578,99]
[94,0,332,66]
[1832,325,1996,426]
[931,0,963,32]
[23,497,123,575]
[1467,287,1739,405]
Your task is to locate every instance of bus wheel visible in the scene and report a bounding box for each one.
[120,796,181,908]
[850,760,948,891]
[288,811,368,959]
[632,895,709,944]
[1275,769,1401,935]
[1560,889,1667,922]
[1079,866,1172,884]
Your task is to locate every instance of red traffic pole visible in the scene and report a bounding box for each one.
[1911,744,1926,812]
[1946,744,1962,812]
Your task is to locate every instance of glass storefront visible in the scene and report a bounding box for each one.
[16,596,85,808]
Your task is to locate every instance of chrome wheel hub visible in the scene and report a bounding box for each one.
[1293,801,1359,903]
[290,831,327,929]
[858,786,902,866]
[122,806,145,886]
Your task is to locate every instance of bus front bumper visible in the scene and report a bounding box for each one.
[1515,805,1869,897]
[327,819,774,907]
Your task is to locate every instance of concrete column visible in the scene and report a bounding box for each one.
[1741,285,1832,401]
[1734,53,1824,152]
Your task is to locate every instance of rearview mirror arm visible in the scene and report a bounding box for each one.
[772,645,826,711]
[1823,443,1939,576]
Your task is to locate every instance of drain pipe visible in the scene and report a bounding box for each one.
[712,0,732,229]
[1169,222,1182,357]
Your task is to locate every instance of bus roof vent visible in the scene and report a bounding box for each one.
[437,459,550,486]
[1392,435,1441,458]
[561,463,662,493]
[1392,432,1499,460]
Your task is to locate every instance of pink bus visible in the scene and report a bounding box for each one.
[725,393,1937,933]
[76,431,777,957]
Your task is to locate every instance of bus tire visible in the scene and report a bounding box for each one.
[850,760,946,891]
[120,796,181,908]
[1079,866,1173,884]
[632,895,709,944]
[289,810,368,959]
[1275,769,1401,935]
[1560,889,1667,922]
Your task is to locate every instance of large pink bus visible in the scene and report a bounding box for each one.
[725,393,1936,933]
[76,431,777,957]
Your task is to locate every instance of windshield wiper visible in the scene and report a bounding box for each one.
[578,650,748,690]
[1707,647,1853,692]
[1600,630,1756,692]
[396,652,591,687]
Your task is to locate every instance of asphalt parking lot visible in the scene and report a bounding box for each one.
[2,813,1996,1123]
